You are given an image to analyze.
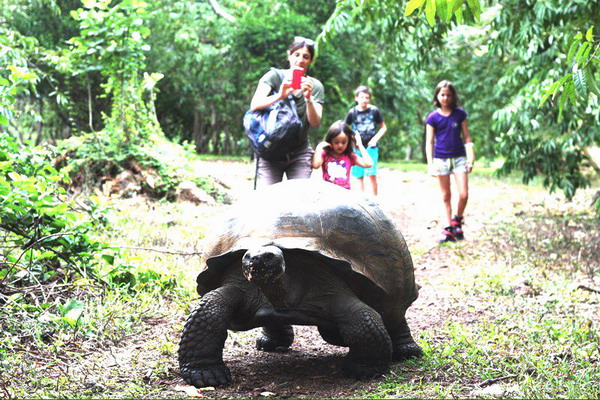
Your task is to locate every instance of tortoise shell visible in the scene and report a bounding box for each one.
[197,179,416,301]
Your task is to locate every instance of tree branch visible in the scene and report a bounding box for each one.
[112,245,203,256]
[208,0,236,23]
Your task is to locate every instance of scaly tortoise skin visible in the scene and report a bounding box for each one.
[178,179,422,387]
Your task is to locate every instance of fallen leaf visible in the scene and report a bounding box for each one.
[174,385,205,398]
[260,391,276,397]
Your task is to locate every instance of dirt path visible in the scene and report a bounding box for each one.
[68,160,556,399]
[155,160,551,399]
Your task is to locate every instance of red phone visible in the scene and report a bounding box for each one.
[291,67,304,90]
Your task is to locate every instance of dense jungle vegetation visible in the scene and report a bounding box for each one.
[1,0,599,398]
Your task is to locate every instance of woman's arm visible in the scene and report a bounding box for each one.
[305,98,323,128]
[302,78,322,128]
[250,78,293,112]
[425,124,436,176]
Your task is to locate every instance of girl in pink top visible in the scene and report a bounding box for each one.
[312,120,373,190]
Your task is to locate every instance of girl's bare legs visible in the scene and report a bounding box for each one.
[437,175,453,225]
[355,177,365,191]
[453,171,469,217]
[369,175,378,196]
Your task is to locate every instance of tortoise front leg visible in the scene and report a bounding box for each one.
[332,297,392,379]
[178,287,242,388]
[388,316,423,361]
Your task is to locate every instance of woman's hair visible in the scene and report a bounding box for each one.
[355,85,371,96]
[288,37,315,60]
[433,80,460,109]
[324,120,355,155]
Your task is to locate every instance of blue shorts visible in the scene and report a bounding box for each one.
[351,146,379,178]
[432,156,468,176]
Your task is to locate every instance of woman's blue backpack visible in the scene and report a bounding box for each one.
[243,70,302,161]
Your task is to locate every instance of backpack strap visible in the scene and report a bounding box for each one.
[253,156,259,190]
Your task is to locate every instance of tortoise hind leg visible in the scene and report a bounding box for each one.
[256,325,294,351]
[318,326,346,346]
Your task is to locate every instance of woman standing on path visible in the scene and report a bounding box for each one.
[425,80,475,242]
[250,37,325,186]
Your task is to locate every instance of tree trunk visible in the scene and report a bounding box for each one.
[404,144,412,161]
[193,107,204,153]
[35,97,44,145]
[210,106,219,155]
[417,110,426,163]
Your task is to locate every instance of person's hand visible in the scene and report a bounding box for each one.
[278,79,294,100]
[428,164,438,177]
[466,160,474,173]
[368,138,378,148]
[315,141,330,152]
[300,77,314,99]
[354,132,364,148]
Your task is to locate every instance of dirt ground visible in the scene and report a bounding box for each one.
[68,160,564,399]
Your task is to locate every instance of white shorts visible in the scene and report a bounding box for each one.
[432,156,468,176]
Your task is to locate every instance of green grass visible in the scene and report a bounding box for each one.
[380,158,554,188]
[367,204,600,399]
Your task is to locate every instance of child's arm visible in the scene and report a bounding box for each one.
[461,120,475,172]
[354,133,373,168]
[312,142,329,169]
[425,124,436,176]
[368,121,387,148]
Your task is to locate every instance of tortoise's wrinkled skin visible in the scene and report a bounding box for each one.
[178,180,422,388]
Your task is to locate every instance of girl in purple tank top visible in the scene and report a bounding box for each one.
[425,80,475,242]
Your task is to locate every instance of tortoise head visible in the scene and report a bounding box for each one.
[242,245,285,285]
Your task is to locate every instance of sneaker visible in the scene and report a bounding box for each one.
[439,226,456,243]
[451,215,464,240]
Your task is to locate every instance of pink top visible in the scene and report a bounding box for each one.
[320,151,357,189]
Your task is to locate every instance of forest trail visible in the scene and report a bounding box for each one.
[155,159,551,399]
[66,159,572,399]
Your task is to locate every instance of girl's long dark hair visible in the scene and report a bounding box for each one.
[433,80,460,109]
[324,120,355,156]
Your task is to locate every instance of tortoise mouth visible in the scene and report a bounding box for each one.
[242,260,282,283]
[241,247,285,284]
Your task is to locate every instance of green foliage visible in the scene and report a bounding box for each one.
[370,198,599,399]
[63,0,161,142]
[0,26,40,127]
[0,131,108,285]
[404,0,482,26]
[541,27,600,118]
[341,0,600,199]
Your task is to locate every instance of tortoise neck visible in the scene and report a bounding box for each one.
[257,277,290,310]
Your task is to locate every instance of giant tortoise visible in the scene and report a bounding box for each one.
[179,179,422,388]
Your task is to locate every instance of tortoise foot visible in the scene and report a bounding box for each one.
[342,359,388,380]
[256,326,294,351]
[181,363,231,388]
[256,334,292,351]
[393,342,423,361]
